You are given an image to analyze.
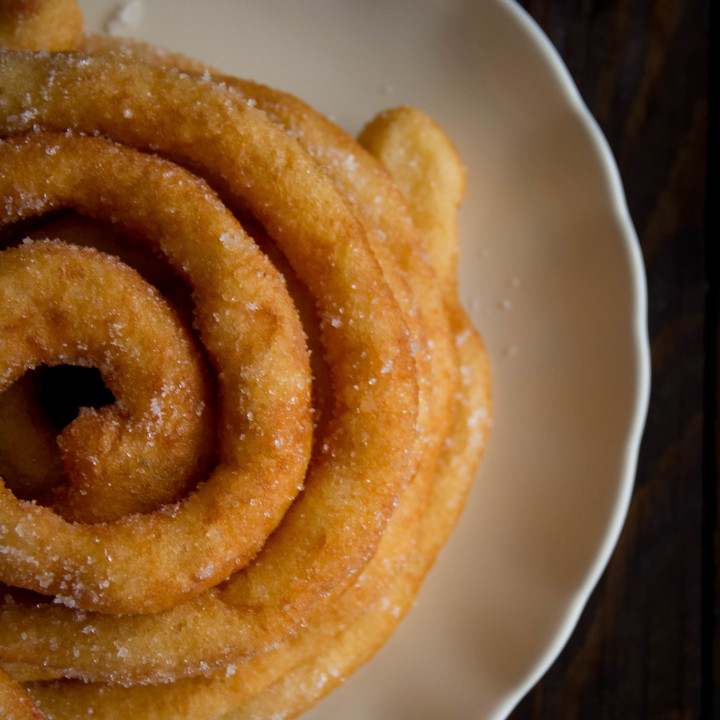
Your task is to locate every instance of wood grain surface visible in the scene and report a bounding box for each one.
[509,1,712,718]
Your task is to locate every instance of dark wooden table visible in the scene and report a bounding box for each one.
[508,1,712,718]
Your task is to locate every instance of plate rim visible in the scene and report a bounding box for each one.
[489,1,651,716]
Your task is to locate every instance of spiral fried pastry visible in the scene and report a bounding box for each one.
[0,5,491,718]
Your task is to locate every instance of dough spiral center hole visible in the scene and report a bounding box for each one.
[36,364,116,431]
[0,364,115,504]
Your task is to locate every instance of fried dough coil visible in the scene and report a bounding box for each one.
[0,9,491,718]
[0,53,420,684]
[13,73,491,720]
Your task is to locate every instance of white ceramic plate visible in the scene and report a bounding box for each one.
[78,2,651,718]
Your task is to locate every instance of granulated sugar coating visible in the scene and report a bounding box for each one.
[0,4,490,719]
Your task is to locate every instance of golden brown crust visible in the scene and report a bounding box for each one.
[0,667,44,720]
[0,53,419,684]
[0,17,490,720]
[0,0,82,51]
[0,132,312,617]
